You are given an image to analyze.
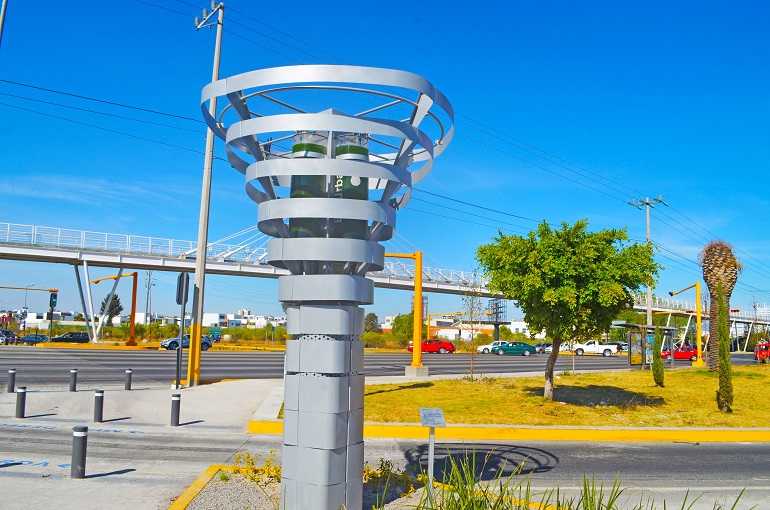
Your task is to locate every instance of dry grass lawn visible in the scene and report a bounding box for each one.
[364,364,770,428]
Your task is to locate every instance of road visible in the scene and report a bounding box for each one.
[0,424,767,509]
[0,346,757,387]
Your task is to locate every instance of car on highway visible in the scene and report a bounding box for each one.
[534,342,552,353]
[21,334,49,345]
[407,339,455,354]
[50,331,90,343]
[660,345,699,361]
[491,341,537,356]
[161,334,212,351]
[476,340,507,354]
[0,330,20,345]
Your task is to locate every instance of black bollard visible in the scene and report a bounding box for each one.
[93,390,104,423]
[124,369,132,391]
[15,386,26,418]
[71,426,88,479]
[170,393,180,427]
[7,368,16,393]
[69,369,78,392]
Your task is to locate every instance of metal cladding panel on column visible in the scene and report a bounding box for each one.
[296,410,351,449]
[297,374,351,414]
[286,305,364,335]
[282,444,299,481]
[346,478,364,510]
[285,338,362,374]
[349,374,365,409]
[284,373,300,410]
[267,238,385,271]
[297,445,347,486]
[283,408,299,446]
[294,480,347,510]
[279,275,374,304]
[346,442,365,481]
[347,408,364,444]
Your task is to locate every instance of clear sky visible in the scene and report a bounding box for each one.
[1,0,768,322]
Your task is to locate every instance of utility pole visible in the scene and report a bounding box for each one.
[189,1,224,386]
[144,271,153,326]
[629,195,667,328]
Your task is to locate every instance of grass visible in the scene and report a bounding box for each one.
[364,364,770,428]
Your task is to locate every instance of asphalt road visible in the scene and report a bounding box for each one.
[0,346,757,387]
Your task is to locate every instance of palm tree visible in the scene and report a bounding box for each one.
[699,240,742,372]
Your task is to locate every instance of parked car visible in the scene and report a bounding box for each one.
[661,345,698,361]
[476,340,507,354]
[161,334,212,351]
[21,334,49,345]
[572,340,618,357]
[0,330,20,345]
[753,342,770,363]
[50,331,90,343]
[491,341,537,356]
[407,339,455,354]
[534,342,552,353]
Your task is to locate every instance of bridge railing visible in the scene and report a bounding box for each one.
[633,292,761,321]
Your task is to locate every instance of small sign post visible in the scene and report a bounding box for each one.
[175,273,189,389]
[419,407,446,502]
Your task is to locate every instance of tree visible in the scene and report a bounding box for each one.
[477,220,658,400]
[652,327,664,387]
[461,270,485,380]
[699,240,742,372]
[99,295,124,325]
[74,313,85,322]
[716,285,734,412]
[391,312,427,345]
[364,312,381,333]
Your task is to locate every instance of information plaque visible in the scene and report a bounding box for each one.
[419,408,446,428]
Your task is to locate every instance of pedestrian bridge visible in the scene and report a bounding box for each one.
[1,222,768,326]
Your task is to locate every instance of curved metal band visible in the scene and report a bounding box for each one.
[247,159,411,192]
[257,198,395,225]
[279,275,374,304]
[267,238,385,271]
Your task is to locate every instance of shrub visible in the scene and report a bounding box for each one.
[652,327,664,387]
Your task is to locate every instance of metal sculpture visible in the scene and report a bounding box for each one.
[201,65,453,510]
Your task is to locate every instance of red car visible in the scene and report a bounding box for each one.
[754,342,770,363]
[660,345,699,361]
[407,339,455,354]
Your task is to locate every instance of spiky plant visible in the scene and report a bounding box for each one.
[698,240,742,372]
[716,285,734,412]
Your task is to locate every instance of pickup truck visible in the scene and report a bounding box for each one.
[572,340,618,357]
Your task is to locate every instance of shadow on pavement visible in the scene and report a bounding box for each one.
[524,384,665,407]
[24,413,57,418]
[85,468,136,479]
[179,420,204,426]
[405,443,559,481]
[102,417,132,423]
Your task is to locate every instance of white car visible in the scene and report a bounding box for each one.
[477,340,507,354]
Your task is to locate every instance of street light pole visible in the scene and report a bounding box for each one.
[629,195,667,328]
[23,283,34,309]
[189,2,224,387]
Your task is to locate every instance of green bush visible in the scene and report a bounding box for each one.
[362,331,385,348]
[652,327,664,387]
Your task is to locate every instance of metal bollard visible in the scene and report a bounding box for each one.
[170,394,180,427]
[15,386,26,418]
[94,390,104,423]
[71,426,88,479]
[69,369,78,392]
[7,368,16,393]
[124,369,132,391]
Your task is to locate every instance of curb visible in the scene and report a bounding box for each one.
[247,420,770,442]
[168,464,228,510]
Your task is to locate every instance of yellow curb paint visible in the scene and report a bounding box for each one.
[168,464,228,510]
[247,421,770,442]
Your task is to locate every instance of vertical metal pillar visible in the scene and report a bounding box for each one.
[127,273,138,346]
[189,2,224,387]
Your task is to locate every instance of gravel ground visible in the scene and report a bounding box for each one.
[186,471,426,510]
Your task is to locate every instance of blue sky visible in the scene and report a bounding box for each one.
[1,0,769,322]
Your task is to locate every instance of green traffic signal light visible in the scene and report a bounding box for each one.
[49,292,58,308]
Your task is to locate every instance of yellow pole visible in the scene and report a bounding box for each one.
[693,281,706,367]
[412,251,423,367]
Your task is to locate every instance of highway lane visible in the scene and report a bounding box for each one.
[0,346,756,387]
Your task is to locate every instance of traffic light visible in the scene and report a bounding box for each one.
[49,292,58,308]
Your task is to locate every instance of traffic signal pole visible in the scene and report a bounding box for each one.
[385,252,426,375]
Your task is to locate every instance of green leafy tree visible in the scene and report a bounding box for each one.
[652,327,664,387]
[498,325,515,341]
[74,313,85,322]
[99,295,124,325]
[134,323,147,339]
[364,312,381,333]
[716,285,734,412]
[391,312,427,343]
[477,220,658,400]
[161,323,180,338]
[147,322,161,340]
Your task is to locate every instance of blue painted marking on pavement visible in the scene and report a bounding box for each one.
[0,423,56,430]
